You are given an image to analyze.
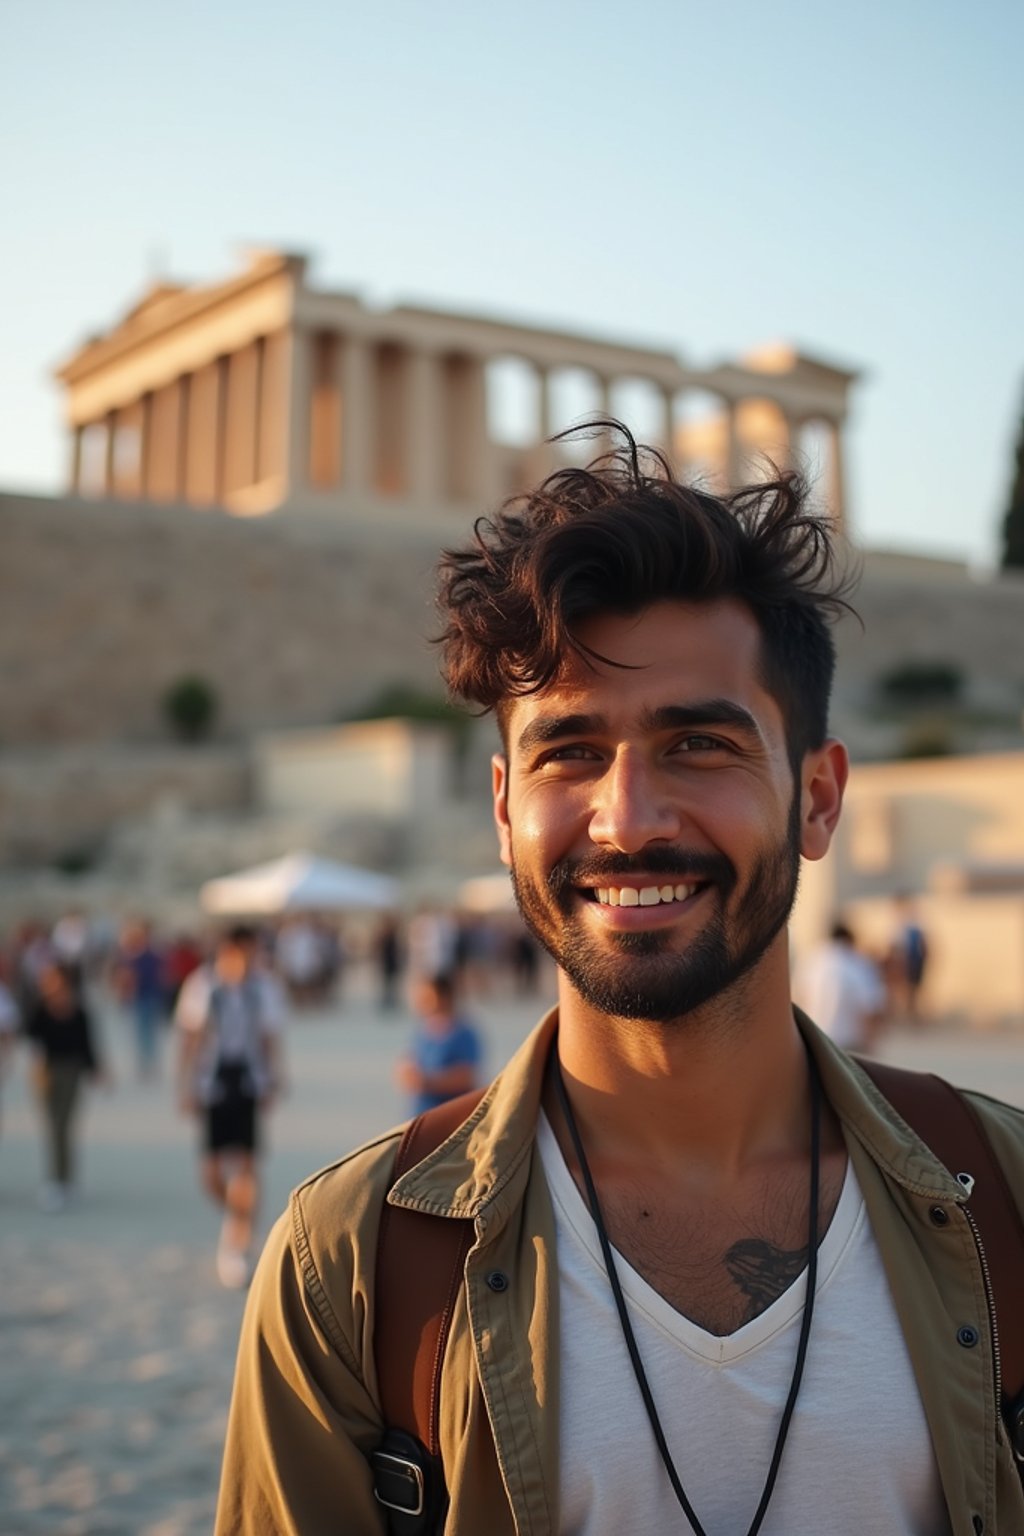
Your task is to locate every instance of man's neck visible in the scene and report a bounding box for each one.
[551,940,811,1180]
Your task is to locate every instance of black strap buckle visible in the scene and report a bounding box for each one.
[371,1450,425,1515]
[370,1429,446,1535]
[1009,1391,1024,1465]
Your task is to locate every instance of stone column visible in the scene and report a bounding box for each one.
[595,373,612,417]
[308,332,342,490]
[284,327,313,498]
[139,391,154,499]
[593,373,614,457]
[252,336,266,486]
[477,357,503,507]
[826,418,846,534]
[786,415,803,472]
[70,426,84,494]
[528,363,556,479]
[176,375,191,500]
[660,388,675,459]
[103,410,117,495]
[723,400,741,489]
[184,360,222,505]
[407,347,444,504]
[537,365,552,442]
[147,379,185,501]
[213,355,229,503]
[257,331,289,486]
[340,334,374,495]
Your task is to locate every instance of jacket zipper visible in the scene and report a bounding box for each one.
[962,1201,1003,1414]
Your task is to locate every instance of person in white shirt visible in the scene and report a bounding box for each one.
[793,921,886,1052]
[175,926,286,1288]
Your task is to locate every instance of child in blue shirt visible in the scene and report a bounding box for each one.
[396,972,482,1115]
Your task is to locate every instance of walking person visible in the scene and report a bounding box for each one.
[886,895,930,1021]
[175,925,287,1289]
[0,968,20,1140]
[793,920,886,1054]
[395,972,482,1115]
[218,429,1024,1534]
[115,919,166,1079]
[374,916,403,1013]
[25,961,108,1211]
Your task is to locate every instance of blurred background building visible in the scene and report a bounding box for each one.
[2,247,1023,1021]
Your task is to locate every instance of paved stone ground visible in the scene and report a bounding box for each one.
[2,975,1022,1536]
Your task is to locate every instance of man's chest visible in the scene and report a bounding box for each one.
[589,1151,847,1337]
[535,1121,950,1535]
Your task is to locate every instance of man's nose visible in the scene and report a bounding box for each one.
[587,752,681,855]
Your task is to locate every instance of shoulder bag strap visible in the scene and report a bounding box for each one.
[372,1088,486,1532]
[859,1057,1024,1461]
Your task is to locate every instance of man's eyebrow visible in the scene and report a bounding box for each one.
[639,700,765,741]
[515,713,607,757]
[514,701,764,757]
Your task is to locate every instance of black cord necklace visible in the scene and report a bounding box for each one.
[553,1052,822,1536]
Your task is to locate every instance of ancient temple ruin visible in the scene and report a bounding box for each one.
[57,249,856,531]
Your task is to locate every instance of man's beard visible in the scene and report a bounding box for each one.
[509,793,802,1024]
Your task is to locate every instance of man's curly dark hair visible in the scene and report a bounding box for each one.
[436,422,856,765]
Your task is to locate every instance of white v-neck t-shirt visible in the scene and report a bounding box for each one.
[536,1113,951,1536]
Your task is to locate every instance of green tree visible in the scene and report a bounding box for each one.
[163,675,218,743]
[1001,388,1024,569]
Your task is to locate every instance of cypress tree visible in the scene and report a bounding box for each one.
[1001,388,1024,569]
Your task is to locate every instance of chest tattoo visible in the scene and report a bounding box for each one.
[724,1237,810,1322]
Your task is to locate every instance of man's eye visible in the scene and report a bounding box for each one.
[676,734,725,753]
[543,744,598,763]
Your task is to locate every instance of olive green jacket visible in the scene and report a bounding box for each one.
[216,1010,1024,1535]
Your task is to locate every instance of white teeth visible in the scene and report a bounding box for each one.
[592,883,700,907]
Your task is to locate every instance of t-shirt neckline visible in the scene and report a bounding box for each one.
[536,1109,863,1366]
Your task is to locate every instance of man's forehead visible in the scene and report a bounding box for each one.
[503,600,773,736]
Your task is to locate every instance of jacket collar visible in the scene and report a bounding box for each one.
[798,1008,966,1202]
[389,1007,559,1228]
[390,1003,966,1225]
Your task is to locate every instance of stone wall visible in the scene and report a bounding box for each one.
[3,488,1024,877]
[0,490,447,746]
[0,744,250,865]
[830,552,1024,757]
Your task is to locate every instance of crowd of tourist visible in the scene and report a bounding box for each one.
[0,897,923,1261]
[0,904,543,1239]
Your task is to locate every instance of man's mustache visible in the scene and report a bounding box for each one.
[547,847,736,897]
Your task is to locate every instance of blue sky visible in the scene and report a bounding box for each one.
[3,0,1023,564]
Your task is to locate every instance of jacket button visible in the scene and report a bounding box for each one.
[957,1325,980,1348]
[928,1205,949,1226]
[486,1270,509,1293]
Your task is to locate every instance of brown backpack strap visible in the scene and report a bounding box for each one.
[860,1058,1024,1457]
[375,1087,484,1449]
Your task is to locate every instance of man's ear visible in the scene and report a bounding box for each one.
[492,754,512,867]
[799,738,849,862]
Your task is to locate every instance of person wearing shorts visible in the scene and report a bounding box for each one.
[175,926,286,1288]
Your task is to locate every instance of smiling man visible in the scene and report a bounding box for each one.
[217,431,1024,1536]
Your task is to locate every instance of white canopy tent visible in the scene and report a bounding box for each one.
[457,871,517,914]
[199,852,399,916]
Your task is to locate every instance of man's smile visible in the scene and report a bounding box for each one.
[584,881,705,907]
[572,879,713,931]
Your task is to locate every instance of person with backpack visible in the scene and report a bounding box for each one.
[217,428,1024,1535]
[175,925,287,1289]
